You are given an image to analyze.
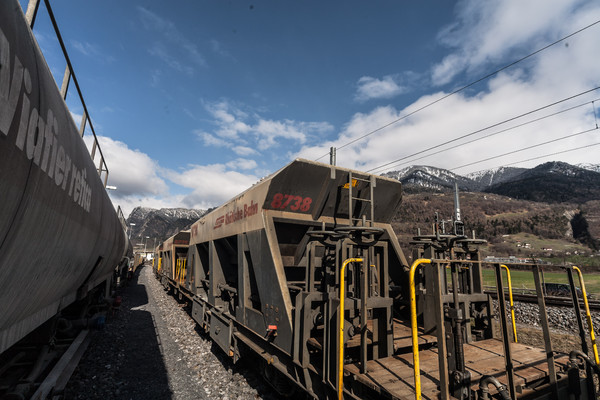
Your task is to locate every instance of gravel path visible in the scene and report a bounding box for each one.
[63,266,278,400]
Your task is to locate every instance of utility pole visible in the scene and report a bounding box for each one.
[128,223,135,239]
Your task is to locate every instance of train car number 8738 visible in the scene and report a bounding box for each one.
[270,193,312,212]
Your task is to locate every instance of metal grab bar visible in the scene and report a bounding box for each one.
[573,266,599,365]
[409,258,432,400]
[338,258,363,400]
[500,265,518,343]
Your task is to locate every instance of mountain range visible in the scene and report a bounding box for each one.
[127,207,206,250]
[383,161,600,203]
[127,161,600,256]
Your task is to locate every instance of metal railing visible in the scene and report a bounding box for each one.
[500,265,518,343]
[409,259,600,400]
[338,258,363,400]
[24,0,111,187]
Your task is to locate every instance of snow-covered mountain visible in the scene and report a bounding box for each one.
[467,166,527,188]
[126,207,206,247]
[484,162,600,203]
[383,161,600,203]
[383,165,478,192]
[577,163,600,173]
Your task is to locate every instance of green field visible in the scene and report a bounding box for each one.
[481,268,600,297]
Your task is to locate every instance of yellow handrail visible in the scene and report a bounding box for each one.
[500,265,518,343]
[338,258,363,400]
[409,258,432,400]
[573,266,599,365]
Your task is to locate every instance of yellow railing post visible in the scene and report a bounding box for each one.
[500,265,518,343]
[338,258,363,400]
[573,266,599,365]
[409,258,432,400]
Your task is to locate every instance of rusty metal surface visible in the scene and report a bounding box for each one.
[0,0,127,354]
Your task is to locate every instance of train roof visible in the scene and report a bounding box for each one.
[189,159,402,243]
[162,230,191,249]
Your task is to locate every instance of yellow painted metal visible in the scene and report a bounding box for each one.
[338,258,363,400]
[573,266,599,365]
[181,259,187,284]
[409,258,432,400]
[501,264,518,343]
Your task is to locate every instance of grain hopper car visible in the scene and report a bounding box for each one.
[154,159,596,399]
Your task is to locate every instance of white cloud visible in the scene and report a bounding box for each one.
[199,100,334,152]
[71,40,114,63]
[148,43,194,75]
[81,136,261,216]
[297,0,600,175]
[355,75,408,102]
[165,164,259,209]
[196,131,229,147]
[431,54,466,86]
[210,39,235,60]
[226,158,258,170]
[150,69,161,87]
[232,145,258,156]
[84,135,168,197]
[431,0,590,85]
[108,193,186,219]
[138,6,206,74]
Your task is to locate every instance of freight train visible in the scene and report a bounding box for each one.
[0,0,130,394]
[154,159,597,399]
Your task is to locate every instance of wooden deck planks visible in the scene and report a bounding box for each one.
[344,338,570,400]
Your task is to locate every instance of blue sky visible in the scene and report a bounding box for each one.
[22,0,600,215]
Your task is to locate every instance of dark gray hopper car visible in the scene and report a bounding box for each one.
[0,0,128,354]
[156,159,593,399]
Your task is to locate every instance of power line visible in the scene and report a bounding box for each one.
[450,126,599,171]
[315,18,600,162]
[470,141,600,172]
[368,98,599,173]
[366,87,600,174]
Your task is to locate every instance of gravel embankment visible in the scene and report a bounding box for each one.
[63,266,278,400]
[495,300,600,336]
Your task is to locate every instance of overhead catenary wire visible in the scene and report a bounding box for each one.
[315,19,600,162]
[450,126,599,171]
[468,141,600,174]
[368,99,598,173]
[368,102,589,173]
[366,87,600,174]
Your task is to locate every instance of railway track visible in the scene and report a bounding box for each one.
[486,290,600,311]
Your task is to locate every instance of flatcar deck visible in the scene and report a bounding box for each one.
[390,319,437,351]
[345,338,569,399]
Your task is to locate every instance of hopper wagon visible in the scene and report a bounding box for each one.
[154,159,596,399]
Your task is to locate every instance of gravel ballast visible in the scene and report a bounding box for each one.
[63,265,600,399]
[63,266,278,400]
[494,299,600,337]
